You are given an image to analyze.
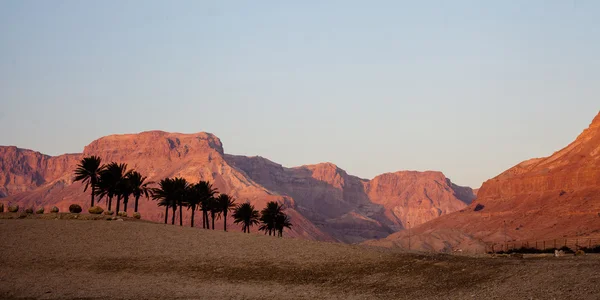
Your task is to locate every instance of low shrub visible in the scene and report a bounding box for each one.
[69,204,82,214]
[8,205,19,213]
[0,203,4,212]
[103,210,114,216]
[35,207,44,214]
[117,211,127,217]
[88,206,104,214]
[50,206,59,213]
[25,208,34,214]
[133,212,141,219]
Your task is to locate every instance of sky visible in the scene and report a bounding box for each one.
[0,0,598,188]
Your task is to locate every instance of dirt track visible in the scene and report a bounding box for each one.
[1,218,600,299]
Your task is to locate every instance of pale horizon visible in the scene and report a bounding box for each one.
[1,1,599,188]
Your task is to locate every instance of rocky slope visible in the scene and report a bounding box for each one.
[367,111,600,252]
[1,131,474,243]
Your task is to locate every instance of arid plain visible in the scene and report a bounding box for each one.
[2,218,600,300]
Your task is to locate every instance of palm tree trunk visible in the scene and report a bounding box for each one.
[108,196,113,211]
[191,206,195,228]
[172,207,176,225]
[164,206,168,224]
[90,185,95,207]
[134,196,140,212]
[223,212,227,232]
[124,196,128,212]
[179,201,183,226]
[201,209,205,229]
[211,212,215,230]
[116,196,121,214]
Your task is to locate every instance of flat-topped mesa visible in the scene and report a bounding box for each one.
[83,131,224,161]
[365,171,473,229]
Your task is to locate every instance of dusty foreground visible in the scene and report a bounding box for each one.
[1,219,600,300]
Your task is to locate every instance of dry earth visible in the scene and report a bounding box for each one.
[1,218,600,300]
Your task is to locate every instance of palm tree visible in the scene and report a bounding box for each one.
[73,156,105,207]
[196,181,218,229]
[259,201,283,236]
[171,177,189,226]
[127,171,153,213]
[274,213,292,237]
[209,197,220,230]
[186,184,201,228]
[233,202,260,233]
[215,194,236,231]
[151,178,177,224]
[95,162,128,212]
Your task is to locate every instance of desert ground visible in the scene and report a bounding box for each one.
[1,217,600,300]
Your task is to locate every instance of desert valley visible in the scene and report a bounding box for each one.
[1,112,600,299]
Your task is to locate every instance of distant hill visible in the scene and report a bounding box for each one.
[0,131,473,243]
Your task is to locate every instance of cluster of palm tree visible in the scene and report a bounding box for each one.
[74,156,152,213]
[74,156,292,236]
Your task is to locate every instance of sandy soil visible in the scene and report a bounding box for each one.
[1,218,600,299]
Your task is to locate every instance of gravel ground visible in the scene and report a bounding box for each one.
[1,218,600,299]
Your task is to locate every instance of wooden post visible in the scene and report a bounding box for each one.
[554,239,556,249]
[543,241,546,250]
[492,244,495,253]
[589,239,592,249]
[535,241,538,249]
[564,239,567,247]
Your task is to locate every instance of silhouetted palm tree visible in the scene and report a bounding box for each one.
[274,213,292,237]
[151,178,177,224]
[259,201,283,236]
[196,181,218,229]
[185,183,206,228]
[233,202,260,233]
[215,194,236,231]
[127,171,153,213]
[95,162,128,212]
[73,156,105,207]
[172,177,189,226]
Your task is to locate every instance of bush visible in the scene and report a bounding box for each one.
[0,203,4,212]
[133,212,141,219]
[25,208,34,214]
[50,206,59,213]
[575,250,585,256]
[88,206,104,214]
[103,210,114,216]
[474,204,485,212]
[117,211,127,217]
[35,207,44,214]
[558,246,574,254]
[8,205,19,213]
[580,246,600,253]
[69,204,82,214]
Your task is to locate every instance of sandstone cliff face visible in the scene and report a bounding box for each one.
[367,111,600,252]
[365,171,475,230]
[0,146,80,197]
[226,156,472,243]
[1,131,474,243]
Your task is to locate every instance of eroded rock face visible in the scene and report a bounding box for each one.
[366,171,475,230]
[0,147,80,198]
[1,130,474,243]
[368,111,600,252]
[226,156,473,243]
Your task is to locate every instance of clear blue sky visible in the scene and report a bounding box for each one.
[0,0,598,188]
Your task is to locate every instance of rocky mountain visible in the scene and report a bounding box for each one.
[1,131,474,243]
[366,111,600,252]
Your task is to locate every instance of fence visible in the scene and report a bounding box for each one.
[485,238,600,253]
